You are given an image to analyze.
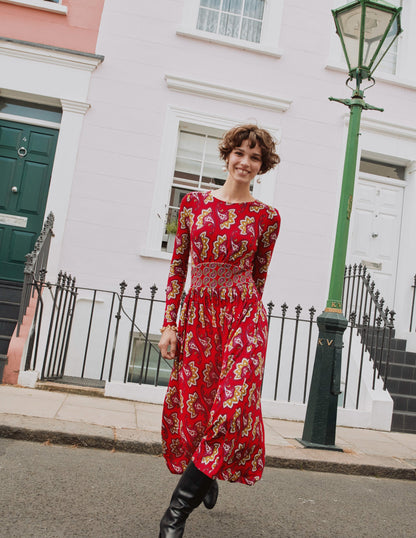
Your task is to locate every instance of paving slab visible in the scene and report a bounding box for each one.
[1,384,415,481]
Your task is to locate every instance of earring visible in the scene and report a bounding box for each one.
[256,176,262,184]
[222,163,228,172]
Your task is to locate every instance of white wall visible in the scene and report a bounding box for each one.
[50,1,416,331]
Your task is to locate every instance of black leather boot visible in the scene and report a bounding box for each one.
[159,461,214,538]
[203,480,218,510]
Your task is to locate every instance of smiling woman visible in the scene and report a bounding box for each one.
[157,124,281,537]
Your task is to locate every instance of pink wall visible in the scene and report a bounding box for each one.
[0,0,105,53]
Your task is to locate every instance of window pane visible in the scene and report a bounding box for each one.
[243,0,264,20]
[219,13,240,38]
[360,158,405,180]
[0,98,62,123]
[197,7,219,33]
[241,18,262,42]
[200,0,221,8]
[223,0,243,15]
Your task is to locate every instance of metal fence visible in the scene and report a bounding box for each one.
[409,274,416,332]
[23,264,395,410]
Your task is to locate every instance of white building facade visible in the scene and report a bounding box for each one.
[3,0,416,431]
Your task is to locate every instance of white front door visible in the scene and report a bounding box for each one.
[347,176,405,308]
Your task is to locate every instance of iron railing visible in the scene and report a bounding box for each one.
[16,212,54,337]
[23,266,394,410]
[409,274,416,332]
[342,263,395,391]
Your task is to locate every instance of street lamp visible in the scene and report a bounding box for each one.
[299,0,402,450]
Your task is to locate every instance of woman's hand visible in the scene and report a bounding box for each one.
[158,328,178,360]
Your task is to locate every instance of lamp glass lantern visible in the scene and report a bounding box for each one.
[332,0,402,81]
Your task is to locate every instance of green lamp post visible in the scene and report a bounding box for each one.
[299,0,402,450]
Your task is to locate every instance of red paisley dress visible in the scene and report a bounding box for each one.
[161,190,280,485]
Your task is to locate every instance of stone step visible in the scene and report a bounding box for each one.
[390,393,416,413]
[386,377,416,397]
[381,362,416,381]
[0,300,20,320]
[391,410,416,434]
[0,318,18,337]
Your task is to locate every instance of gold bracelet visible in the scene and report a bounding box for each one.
[160,325,178,333]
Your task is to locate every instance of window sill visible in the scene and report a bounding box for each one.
[176,28,282,58]
[325,62,416,91]
[0,0,67,15]
[140,248,172,261]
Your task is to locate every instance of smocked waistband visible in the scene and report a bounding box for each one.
[191,262,254,289]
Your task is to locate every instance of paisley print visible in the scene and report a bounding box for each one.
[162,191,280,485]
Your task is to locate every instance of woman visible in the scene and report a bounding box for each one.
[158,124,281,537]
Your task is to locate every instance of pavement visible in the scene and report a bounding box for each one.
[0,383,415,481]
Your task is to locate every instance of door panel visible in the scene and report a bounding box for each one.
[0,157,16,210]
[0,120,58,282]
[348,178,404,307]
[9,230,36,263]
[18,162,49,214]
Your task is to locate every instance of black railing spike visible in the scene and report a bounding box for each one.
[347,265,352,276]
[344,266,347,277]
[309,306,316,320]
[267,301,275,315]
[389,310,396,325]
[150,284,158,298]
[295,304,302,318]
[365,273,371,284]
[281,302,288,316]
[370,281,375,293]
[379,297,385,309]
[349,311,356,326]
[384,306,390,319]
[352,263,357,275]
[134,284,142,297]
[376,315,382,328]
[119,281,127,295]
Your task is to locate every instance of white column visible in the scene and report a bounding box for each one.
[45,99,90,279]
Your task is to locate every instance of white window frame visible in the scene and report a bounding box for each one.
[177,0,284,58]
[0,0,67,15]
[141,106,280,260]
[326,0,416,88]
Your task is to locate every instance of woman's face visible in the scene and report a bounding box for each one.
[227,139,263,186]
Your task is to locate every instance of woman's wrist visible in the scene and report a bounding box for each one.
[160,325,178,334]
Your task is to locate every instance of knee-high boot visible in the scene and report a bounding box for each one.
[159,461,214,538]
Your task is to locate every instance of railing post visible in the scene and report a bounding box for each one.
[108,281,127,383]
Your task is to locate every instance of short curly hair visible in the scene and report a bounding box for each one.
[218,124,280,174]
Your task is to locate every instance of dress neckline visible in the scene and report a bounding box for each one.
[209,191,258,206]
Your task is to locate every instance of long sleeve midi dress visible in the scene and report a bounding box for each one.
[161,190,280,485]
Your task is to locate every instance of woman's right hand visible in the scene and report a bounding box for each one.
[158,328,178,360]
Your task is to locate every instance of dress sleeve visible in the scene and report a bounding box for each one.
[162,194,192,328]
[252,206,281,298]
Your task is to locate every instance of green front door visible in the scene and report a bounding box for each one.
[0,120,58,281]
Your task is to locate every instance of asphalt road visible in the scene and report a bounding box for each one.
[0,438,415,537]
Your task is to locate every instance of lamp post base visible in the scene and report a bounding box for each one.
[296,438,343,452]
[300,310,348,450]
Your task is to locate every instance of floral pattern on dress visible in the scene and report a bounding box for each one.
[162,191,280,485]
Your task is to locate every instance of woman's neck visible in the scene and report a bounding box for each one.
[213,181,255,204]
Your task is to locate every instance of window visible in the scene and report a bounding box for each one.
[177,0,284,57]
[376,0,402,76]
[162,126,228,252]
[0,0,67,14]
[360,158,405,180]
[128,333,172,386]
[197,0,265,44]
